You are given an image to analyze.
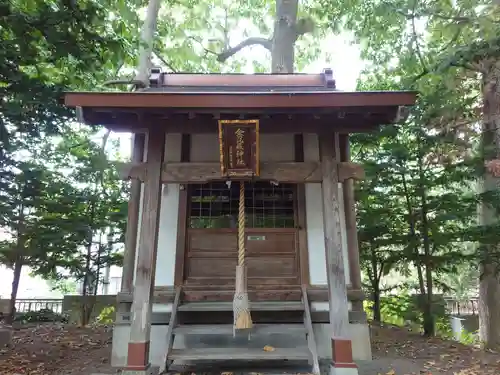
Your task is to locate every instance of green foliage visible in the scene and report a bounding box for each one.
[28,128,127,296]
[435,316,480,346]
[96,305,115,325]
[355,117,481,334]
[47,278,78,295]
[379,294,422,327]
[325,0,500,341]
[0,0,127,150]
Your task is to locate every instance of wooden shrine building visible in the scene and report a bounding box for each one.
[65,69,416,375]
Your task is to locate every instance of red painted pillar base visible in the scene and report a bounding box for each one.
[329,338,359,375]
[121,341,158,375]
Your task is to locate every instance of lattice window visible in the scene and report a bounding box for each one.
[188,181,295,229]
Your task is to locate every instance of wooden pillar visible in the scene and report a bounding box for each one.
[121,133,146,294]
[319,132,358,375]
[124,126,165,374]
[339,135,364,314]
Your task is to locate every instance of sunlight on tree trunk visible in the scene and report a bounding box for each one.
[217,0,313,74]
[479,61,500,348]
[136,0,162,84]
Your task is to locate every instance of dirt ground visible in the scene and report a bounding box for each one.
[0,323,499,375]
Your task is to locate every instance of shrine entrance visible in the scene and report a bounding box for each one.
[183,180,302,299]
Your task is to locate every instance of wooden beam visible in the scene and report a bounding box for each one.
[321,134,359,372]
[173,135,190,287]
[126,126,165,371]
[116,285,364,304]
[120,133,145,295]
[319,132,350,339]
[118,161,322,183]
[340,135,364,313]
[117,160,363,184]
[82,111,392,134]
[338,161,364,182]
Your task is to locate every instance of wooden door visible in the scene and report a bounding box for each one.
[183,181,301,300]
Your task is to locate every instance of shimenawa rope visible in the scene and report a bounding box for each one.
[233,181,253,335]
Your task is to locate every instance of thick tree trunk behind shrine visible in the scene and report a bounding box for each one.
[218,0,307,74]
[135,0,162,83]
[479,62,500,349]
[271,0,298,73]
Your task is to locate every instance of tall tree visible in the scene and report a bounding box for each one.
[318,0,499,345]
[0,135,81,323]
[41,129,127,325]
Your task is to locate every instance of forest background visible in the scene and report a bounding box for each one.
[1,0,499,347]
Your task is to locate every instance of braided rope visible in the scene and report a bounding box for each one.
[233,180,252,335]
[238,181,245,266]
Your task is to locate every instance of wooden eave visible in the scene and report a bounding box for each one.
[64,71,416,133]
[65,90,416,109]
[65,91,416,134]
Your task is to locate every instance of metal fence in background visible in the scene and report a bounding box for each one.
[8,296,480,317]
[445,298,478,316]
[14,299,63,314]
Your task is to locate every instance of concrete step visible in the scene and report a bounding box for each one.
[167,347,310,361]
[167,360,315,375]
[173,323,307,335]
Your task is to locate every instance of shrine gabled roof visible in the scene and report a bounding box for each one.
[65,69,416,107]
[63,70,417,133]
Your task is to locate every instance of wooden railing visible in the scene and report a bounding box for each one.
[14,299,63,314]
[445,298,479,316]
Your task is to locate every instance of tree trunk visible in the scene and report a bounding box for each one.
[271,0,298,73]
[372,286,381,323]
[368,245,382,323]
[418,153,435,336]
[401,173,426,295]
[422,264,434,336]
[217,0,305,75]
[416,262,426,295]
[135,0,162,83]
[103,265,110,295]
[81,203,95,327]
[7,204,25,325]
[7,258,22,325]
[479,62,500,348]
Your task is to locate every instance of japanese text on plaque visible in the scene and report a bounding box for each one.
[218,120,260,178]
